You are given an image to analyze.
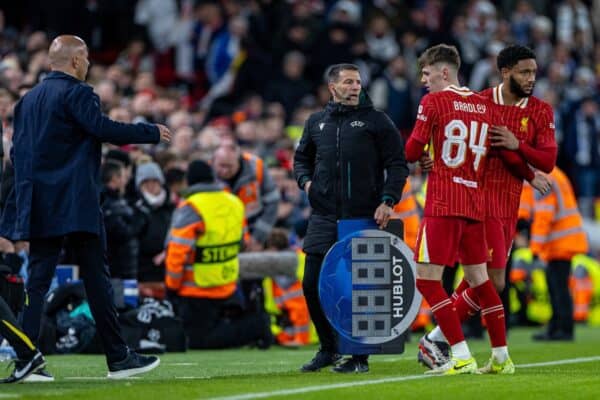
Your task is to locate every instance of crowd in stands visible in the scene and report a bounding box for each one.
[1,0,600,344]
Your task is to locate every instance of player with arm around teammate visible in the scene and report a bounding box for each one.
[404,44,519,375]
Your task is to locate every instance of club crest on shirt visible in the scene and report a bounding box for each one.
[350,120,365,128]
[520,117,529,132]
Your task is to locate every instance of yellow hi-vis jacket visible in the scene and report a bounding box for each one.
[165,183,245,298]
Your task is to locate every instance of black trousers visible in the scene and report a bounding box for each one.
[546,259,573,336]
[303,253,337,352]
[179,296,267,349]
[0,296,36,360]
[22,232,128,364]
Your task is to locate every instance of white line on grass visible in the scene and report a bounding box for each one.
[0,395,20,399]
[166,363,199,366]
[64,376,141,380]
[518,356,600,368]
[175,376,213,380]
[206,355,600,400]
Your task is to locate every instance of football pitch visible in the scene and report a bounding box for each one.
[2,326,599,400]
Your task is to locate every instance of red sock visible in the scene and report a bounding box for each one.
[453,287,481,323]
[416,279,465,345]
[473,279,506,347]
[451,279,470,301]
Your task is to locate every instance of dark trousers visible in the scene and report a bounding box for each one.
[546,259,573,336]
[22,232,128,363]
[303,253,337,352]
[0,296,36,360]
[179,296,268,349]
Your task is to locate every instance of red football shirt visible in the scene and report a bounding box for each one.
[409,85,501,221]
[480,84,557,220]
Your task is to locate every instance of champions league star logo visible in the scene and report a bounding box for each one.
[319,219,421,355]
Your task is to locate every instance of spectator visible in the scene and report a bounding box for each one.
[101,160,143,280]
[164,167,186,205]
[564,97,600,218]
[365,14,399,64]
[369,55,414,135]
[213,137,279,248]
[264,51,312,121]
[133,162,175,285]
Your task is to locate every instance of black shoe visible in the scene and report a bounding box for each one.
[332,357,369,373]
[532,331,573,341]
[24,367,54,382]
[300,349,342,372]
[107,351,160,379]
[1,351,45,383]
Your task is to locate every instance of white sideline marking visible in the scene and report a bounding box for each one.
[175,376,212,380]
[518,356,600,368]
[64,376,140,380]
[166,363,199,366]
[205,356,600,400]
[0,395,20,399]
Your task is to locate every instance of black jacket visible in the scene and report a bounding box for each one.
[133,193,175,282]
[101,187,145,279]
[294,93,408,253]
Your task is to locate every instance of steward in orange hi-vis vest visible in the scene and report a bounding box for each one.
[531,166,589,341]
[530,167,588,262]
[213,139,280,246]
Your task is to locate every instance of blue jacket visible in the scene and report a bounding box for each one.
[1,71,159,240]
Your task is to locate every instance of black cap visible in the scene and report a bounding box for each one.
[105,149,131,167]
[187,160,214,185]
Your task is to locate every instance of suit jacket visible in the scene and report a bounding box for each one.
[1,71,159,240]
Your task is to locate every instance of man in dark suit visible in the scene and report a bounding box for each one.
[1,35,171,379]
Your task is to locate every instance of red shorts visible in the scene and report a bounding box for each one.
[415,216,488,266]
[485,216,516,269]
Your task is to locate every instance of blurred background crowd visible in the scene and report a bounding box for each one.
[1,0,600,347]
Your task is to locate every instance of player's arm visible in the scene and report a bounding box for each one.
[490,105,557,173]
[496,148,535,181]
[497,149,551,193]
[294,115,317,190]
[518,104,557,173]
[515,141,557,173]
[406,96,436,163]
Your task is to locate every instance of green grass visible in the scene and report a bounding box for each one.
[2,326,600,400]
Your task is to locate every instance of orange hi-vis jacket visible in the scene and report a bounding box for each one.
[272,251,311,345]
[392,179,420,251]
[165,182,245,299]
[263,250,313,345]
[518,182,534,221]
[225,152,280,243]
[530,167,589,262]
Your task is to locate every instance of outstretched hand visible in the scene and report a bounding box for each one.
[156,124,172,143]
